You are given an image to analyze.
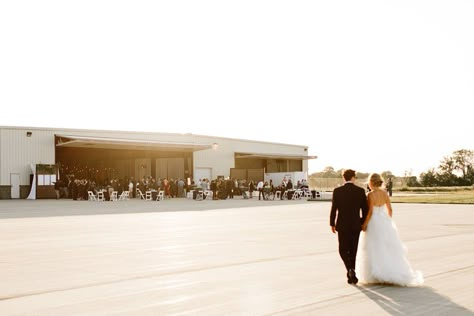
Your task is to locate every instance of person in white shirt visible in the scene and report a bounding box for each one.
[201,178,208,192]
[128,180,134,197]
[257,180,264,200]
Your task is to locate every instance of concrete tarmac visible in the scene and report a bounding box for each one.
[0,198,473,315]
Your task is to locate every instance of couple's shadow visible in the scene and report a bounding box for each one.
[356,284,473,315]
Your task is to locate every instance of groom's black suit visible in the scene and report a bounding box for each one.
[330,182,368,272]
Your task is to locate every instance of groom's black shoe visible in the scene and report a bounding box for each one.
[348,269,358,285]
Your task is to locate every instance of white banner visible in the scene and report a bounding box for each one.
[27,164,36,200]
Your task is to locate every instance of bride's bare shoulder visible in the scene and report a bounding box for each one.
[367,190,380,197]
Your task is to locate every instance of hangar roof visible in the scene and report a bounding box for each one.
[235,153,317,160]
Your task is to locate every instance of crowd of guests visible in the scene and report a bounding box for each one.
[53,172,310,202]
[199,177,310,200]
[247,178,310,200]
[54,175,189,201]
[53,176,124,201]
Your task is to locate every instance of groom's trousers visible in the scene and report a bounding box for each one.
[337,230,361,271]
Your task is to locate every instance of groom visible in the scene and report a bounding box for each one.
[330,169,368,284]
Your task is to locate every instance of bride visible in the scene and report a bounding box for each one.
[356,173,423,286]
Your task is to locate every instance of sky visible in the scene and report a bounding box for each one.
[1,1,473,177]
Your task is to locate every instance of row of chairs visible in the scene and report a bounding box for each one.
[87,188,319,202]
[289,189,313,200]
[88,189,169,202]
[185,190,213,200]
[137,189,165,201]
[88,191,130,201]
[264,189,312,200]
[196,190,213,200]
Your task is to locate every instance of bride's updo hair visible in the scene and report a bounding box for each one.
[369,173,384,188]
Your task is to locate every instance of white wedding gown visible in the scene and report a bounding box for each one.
[356,205,424,286]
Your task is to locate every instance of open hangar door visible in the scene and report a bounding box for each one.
[232,152,317,182]
[55,135,210,183]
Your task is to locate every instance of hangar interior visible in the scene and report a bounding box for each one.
[55,135,202,183]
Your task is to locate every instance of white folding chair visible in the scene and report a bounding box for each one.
[88,191,97,201]
[119,191,129,201]
[137,189,146,200]
[96,191,104,202]
[297,190,304,199]
[274,191,281,200]
[156,190,164,201]
[196,191,204,201]
[291,190,302,200]
[110,191,118,201]
[204,190,213,200]
[145,191,153,201]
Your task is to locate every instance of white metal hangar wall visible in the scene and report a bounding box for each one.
[0,126,316,199]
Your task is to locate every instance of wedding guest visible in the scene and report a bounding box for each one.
[227,178,234,199]
[54,181,60,199]
[249,180,255,198]
[129,179,134,197]
[257,180,264,200]
[178,178,185,197]
[386,177,393,197]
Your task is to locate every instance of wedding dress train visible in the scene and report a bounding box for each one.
[356,205,423,286]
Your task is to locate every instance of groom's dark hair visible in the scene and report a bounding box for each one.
[342,169,356,181]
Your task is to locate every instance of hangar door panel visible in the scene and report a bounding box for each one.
[230,168,247,180]
[194,168,211,182]
[247,168,264,182]
[156,158,185,180]
[168,158,184,180]
[156,159,167,179]
[135,159,151,180]
[115,159,131,180]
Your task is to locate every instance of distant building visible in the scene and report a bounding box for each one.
[0,126,316,199]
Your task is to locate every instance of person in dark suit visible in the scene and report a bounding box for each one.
[386,176,393,197]
[330,169,369,284]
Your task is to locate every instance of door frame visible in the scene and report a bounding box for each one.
[10,173,21,199]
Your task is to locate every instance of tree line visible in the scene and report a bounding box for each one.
[309,149,473,187]
[418,149,473,187]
